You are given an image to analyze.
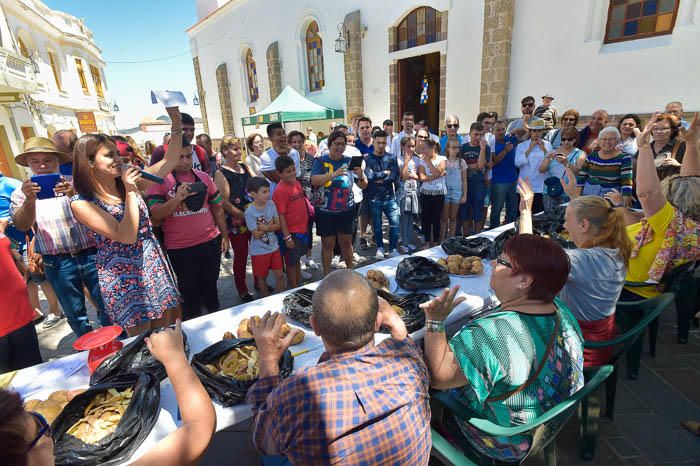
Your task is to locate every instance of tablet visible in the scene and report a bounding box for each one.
[31,174,60,200]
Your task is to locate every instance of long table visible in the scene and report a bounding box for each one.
[9,223,515,464]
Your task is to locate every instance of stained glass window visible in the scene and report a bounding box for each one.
[394,7,443,52]
[245,49,259,102]
[305,21,324,92]
[605,0,679,43]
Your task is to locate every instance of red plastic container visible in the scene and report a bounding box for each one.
[73,325,124,373]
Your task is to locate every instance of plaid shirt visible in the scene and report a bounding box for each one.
[10,186,94,255]
[246,338,431,466]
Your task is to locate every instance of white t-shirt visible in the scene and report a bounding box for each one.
[514,139,552,194]
[419,155,447,194]
[260,148,301,196]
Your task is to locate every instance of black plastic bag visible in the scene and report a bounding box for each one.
[52,372,160,466]
[191,338,294,407]
[490,228,517,259]
[396,256,450,291]
[516,205,567,236]
[282,288,315,328]
[376,288,429,333]
[441,236,493,259]
[90,327,190,385]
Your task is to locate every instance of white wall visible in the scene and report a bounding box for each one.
[507,0,700,118]
[189,0,485,138]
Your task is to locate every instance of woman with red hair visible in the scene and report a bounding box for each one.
[422,234,584,462]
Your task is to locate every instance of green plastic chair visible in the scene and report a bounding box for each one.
[430,366,614,466]
[624,262,697,350]
[579,293,674,460]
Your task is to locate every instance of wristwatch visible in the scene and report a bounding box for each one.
[425,319,445,333]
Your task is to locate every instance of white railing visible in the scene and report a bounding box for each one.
[0,48,38,93]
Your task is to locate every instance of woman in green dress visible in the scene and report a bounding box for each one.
[422,234,584,462]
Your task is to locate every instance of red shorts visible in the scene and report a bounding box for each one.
[251,250,283,278]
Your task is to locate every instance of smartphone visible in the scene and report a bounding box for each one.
[348,156,363,170]
[31,173,60,200]
[121,164,164,184]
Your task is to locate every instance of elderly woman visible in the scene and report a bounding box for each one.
[576,127,633,206]
[521,178,632,366]
[245,133,265,177]
[0,323,216,466]
[642,113,686,180]
[613,113,700,304]
[546,108,579,149]
[617,114,641,157]
[514,117,552,214]
[310,130,368,275]
[422,234,584,462]
[538,126,586,211]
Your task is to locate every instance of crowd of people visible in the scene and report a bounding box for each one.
[1,94,699,465]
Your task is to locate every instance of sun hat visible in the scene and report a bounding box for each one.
[15,136,72,167]
[526,117,547,131]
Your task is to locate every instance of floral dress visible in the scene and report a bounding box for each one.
[72,194,180,329]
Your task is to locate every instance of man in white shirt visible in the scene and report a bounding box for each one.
[306,126,318,145]
[383,119,395,150]
[260,122,301,196]
[514,117,551,214]
[390,111,416,157]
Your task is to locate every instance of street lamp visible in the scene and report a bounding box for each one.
[334,23,348,54]
[193,92,200,106]
[112,101,119,112]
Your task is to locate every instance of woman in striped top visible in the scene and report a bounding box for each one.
[576,127,633,206]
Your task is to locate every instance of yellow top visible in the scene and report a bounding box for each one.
[624,202,674,298]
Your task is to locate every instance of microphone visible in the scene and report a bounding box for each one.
[121,164,164,184]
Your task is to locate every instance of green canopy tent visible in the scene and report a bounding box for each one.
[240,85,344,136]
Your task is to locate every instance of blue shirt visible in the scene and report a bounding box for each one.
[311,154,356,214]
[354,138,374,156]
[440,134,463,154]
[491,136,519,184]
[0,174,21,220]
[363,152,400,201]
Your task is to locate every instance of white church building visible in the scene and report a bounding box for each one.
[188,0,699,139]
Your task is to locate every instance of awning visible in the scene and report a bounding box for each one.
[241,85,344,126]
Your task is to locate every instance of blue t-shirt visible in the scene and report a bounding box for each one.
[311,154,355,214]
[355,139,374,156]
[491,136,519,184]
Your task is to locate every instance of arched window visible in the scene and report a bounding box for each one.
[395,7,442,52]
[305,21,324,91]
[245,49,259,102]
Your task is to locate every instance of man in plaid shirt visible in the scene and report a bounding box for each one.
[246,270,431,465]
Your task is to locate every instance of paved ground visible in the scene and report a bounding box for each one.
[33,231,700,465]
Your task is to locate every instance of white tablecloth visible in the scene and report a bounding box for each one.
[9,223,515,464]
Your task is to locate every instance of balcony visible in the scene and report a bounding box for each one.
[0,48,38,98]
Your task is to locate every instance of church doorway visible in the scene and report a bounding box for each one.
[398,52,440,133]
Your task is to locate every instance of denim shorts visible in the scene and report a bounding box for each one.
[444,186,462,204]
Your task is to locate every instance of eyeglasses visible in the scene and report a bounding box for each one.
[561,137,576,142]
[27,412,51,452]
[652,127,671,133]
[562,118,577,122]
[416,135,429,140]
[446,124,459,129]
[522,103,535,108]
[496,257,512,268]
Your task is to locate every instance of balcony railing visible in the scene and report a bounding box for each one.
[0,48,38,95]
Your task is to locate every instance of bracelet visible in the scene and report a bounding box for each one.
[425,319,445,333]
[284,234,292,241]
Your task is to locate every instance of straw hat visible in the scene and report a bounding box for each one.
[525,117,547,131]
[15,137,72,167]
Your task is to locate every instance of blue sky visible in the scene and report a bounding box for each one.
[45,0,201,129]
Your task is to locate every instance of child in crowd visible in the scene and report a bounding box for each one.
[460,122,490,235]
[272,155,309,289]
[441,138,467,240]
[245,177,285,296]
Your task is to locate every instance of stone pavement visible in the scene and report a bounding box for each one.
[32,233,700,465]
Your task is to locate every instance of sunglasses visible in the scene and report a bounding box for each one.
[522,103,535,107]
[446,124,459,129]
[561,137,576,142]
[27,412,51,452]
[496,257,512,268]
[416,135,429,140]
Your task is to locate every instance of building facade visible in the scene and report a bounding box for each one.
[0,0,115,178]
[188,0,699,140]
